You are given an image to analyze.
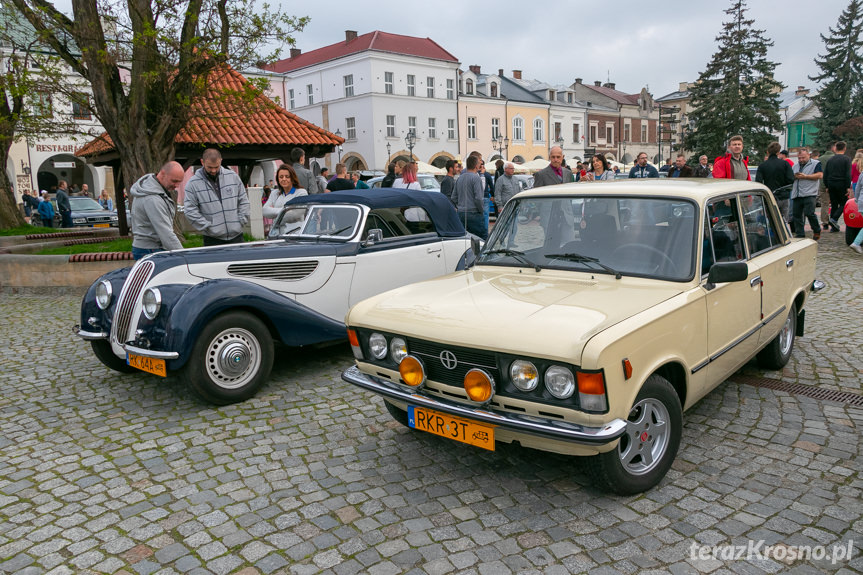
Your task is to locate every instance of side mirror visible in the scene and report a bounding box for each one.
[365,229,383,245]
[470,235,482,259]
[705,261,748,290]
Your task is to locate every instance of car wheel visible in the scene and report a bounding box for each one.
[757,302,797,370]
[587,374,682,495]
[90,340,138,373]
[383,399,410,427]
[184,311,274,405]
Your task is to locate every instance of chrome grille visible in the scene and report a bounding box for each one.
[227,260,318,281]
[111,260,154,344]
[407,338,499,388]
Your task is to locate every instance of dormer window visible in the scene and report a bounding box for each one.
[466,79,474,95]
[549,90,556,101]
[490,82,498,97]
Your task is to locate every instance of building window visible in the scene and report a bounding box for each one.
[307,84,313,105]
[533,118,544,143]
[408,116,416,134]
[567,93,573,103]
[606,125,613,143]
[641,124,647,142]
[33,92,52,117]
[490,82,498,97]
[448,119,455,139]
[467,117,476,140]
[288,89,295,109]
[343,74,354,98]
[590,125,597,144]
[624,123,631,142]
[573,123,580,143]
[428,118,436,139]
[554,122,562,142]
[513,117,524,141]
[466,79,474,95]
[491,118,500,140]
[446,79,454,100]
[427,77,434,98]
[548,90,556,101]
[387,115,396,137]
[407,75,415,96]
[71,92,92,120]
[346,117,356,140]
[385,71,393,94]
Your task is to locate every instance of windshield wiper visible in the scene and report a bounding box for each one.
[545,252,622,279]
[311,224,353,242]
[482,249,542,272]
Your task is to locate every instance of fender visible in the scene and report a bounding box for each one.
[164,278,347,369]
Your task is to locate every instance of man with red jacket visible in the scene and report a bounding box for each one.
[713,135,751,180]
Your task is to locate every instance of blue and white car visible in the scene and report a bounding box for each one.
[76,190,474,404]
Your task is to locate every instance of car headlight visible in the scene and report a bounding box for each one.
[389,338,407,363]
[509,360,538,392]
[545,365,575,399]
[141,288,162,320]
[369,333,387,359]
[95,280,112,309]
[110,215,118,221]
[73,218,86,224]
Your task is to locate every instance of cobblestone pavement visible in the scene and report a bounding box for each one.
[1,230,861,575]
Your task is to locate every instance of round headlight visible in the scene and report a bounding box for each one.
[545,365,575,399]
[389,338,407,363]
[95,280,112,310]
[369,333,387,359]
[509,360,538,392]
[141,288,162,320]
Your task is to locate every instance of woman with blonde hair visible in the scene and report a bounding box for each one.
[852,151,863,194]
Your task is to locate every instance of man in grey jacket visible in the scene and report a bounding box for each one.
[184,148,250,246]
[130,162,186,260]
[290,147,319,194]
[533,146,573,187]
[494,162,521,209]
[453,155,487,240]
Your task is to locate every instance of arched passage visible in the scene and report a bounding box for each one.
[342,153,368,172]
[429,152,455,169]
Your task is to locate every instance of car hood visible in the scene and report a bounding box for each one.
[348,266,685,365]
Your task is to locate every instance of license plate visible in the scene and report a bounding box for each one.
[127,353,167,377]
[94,223,110,228]
[408,406,494,451]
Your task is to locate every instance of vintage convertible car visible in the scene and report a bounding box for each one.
[76,190,474,404]
[342,180,823,494]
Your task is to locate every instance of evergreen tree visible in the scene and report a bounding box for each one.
[809,0,863,150]
[684,0,783,164]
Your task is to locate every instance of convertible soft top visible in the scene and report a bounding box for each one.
[287,189,467,238]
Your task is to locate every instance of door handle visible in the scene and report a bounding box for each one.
[750,275,762,287]
[427,247,442,254]
[786,259,794,268]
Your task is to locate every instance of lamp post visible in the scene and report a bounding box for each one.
[334,129,343,162]
[405,130,416,161]
[492,135,509,161]
[386,141,391,168]
[20,159,30,176]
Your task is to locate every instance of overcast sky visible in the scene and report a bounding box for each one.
[281,0,849,99]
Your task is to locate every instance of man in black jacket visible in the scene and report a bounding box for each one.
[756,142,794,227]
[823,140,852,232]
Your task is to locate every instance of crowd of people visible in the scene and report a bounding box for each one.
[19,180,111,228]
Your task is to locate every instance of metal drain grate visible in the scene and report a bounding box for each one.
[733,375,863,406]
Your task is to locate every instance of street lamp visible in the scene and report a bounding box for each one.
[405,130,417,161]
[20,159,30,176]
[386,141,391,165]
[334,129,343,162]
[492,134,509,161]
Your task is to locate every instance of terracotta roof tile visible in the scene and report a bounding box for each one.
[268,30,458,74]
[76,65,343,158]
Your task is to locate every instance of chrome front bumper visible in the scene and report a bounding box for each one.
[122,344,179,360]
[342,365,627,446]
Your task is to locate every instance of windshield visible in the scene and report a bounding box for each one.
[480,196,697,281]
[69,197,107,211]
[269,204,361,239]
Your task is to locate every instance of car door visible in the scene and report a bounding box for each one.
[349,206,447,306]
[703,196,764,382]
[737,191,798,345]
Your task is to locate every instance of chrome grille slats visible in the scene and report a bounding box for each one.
[227,260,318,281]
[110,260,154,345]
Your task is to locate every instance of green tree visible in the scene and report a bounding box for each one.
[7,0,307,232]
[0,0,81,229]
[684,0,783,164]
[809,0,863,150]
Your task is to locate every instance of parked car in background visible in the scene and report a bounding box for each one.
[342,180,821,494]
[76,190,475,405]
[367,174,441,192]
[30,196,122,228]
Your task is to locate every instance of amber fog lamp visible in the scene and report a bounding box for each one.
[399,355,426,387]
[464,369,494,403]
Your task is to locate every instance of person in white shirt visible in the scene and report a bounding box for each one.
[263,164,307,228]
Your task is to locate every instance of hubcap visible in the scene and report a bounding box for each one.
[205,328,262,390]
[779,313,793,356]
[617,397,670,475]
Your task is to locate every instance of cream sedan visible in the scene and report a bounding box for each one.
[342,180,822,494]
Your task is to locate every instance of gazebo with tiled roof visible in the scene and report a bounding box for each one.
[75,64,344,182]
